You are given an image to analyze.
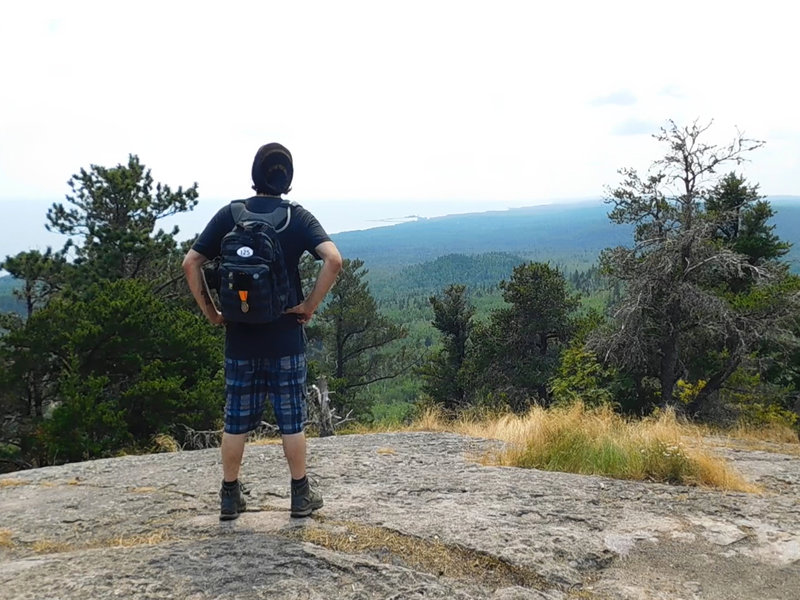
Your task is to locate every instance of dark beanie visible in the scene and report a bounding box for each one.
[252,143,293,195]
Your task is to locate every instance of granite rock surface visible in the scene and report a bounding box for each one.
[1,432,798,599]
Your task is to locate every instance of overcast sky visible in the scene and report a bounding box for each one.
[1,0,798,235]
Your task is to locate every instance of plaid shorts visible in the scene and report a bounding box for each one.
[223,353,308,435]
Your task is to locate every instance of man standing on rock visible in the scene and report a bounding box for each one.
[182,143,342,520]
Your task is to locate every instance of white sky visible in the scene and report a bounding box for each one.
[0,0,798,223]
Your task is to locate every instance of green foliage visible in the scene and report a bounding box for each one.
[0,156,213,467]
[38,370,131,462]
[706,173,790,265]
[46,154,198,286]
[0,250,68,318]
[309,258,413,417]
[675,379,707,406]
[369,400,415,425]
[550,346,619,408]
[0,275,24,315]
[369,252,526,302]
[594,121,800,419]
[463,262,580,409]
[419,285,474,409]
[721,368,797,429]
[6,279,224,461]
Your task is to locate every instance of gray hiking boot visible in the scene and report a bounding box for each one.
[291,477,323,518]
[219,480,247,521]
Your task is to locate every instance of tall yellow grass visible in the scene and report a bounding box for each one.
[728,422,799,444]
[410,403,760,492]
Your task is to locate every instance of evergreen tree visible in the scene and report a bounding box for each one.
[419,284,474,409]
[23,279,223,462]
[465,262,579,409]
[310,258,413,416]
[46,154,198,286]
[706,172,790,265]
[0,156,212,467]
[0,249,68,318]
[593,121,800,414]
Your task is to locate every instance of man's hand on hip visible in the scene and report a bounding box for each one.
[208,310,226,326]
[285,302,315,324]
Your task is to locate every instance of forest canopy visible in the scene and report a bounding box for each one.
[1,121,798,472]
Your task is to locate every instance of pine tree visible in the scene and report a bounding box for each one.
[465,262,579,409]
[310,258,412,415]
[419,284,474,409]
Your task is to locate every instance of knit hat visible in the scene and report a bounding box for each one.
[251,143,293,195]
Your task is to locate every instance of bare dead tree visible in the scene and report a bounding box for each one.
[306,377,354,437]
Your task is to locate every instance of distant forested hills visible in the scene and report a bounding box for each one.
[332,198,800,276]
[331,201,630,271]
[0,275,22,314]
[1,197,798,316]
[368,252,527,302]
[770,197,800,263]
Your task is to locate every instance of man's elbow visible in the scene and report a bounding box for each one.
[182,250,205,274]
[317,242,343,272]
[181,254,193,274]
[329,251,343,272]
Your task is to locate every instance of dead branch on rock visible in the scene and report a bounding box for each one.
[307,377,355,437]
[178,425,223,450]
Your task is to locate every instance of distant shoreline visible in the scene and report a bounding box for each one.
[1,196,798,268]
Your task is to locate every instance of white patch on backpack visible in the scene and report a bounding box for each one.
[237,246,254,258]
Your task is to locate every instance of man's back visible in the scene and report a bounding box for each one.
[192,196,331,359]
[181,142,342,520]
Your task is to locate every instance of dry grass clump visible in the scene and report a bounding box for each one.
[27,529,173,555]
[703,431,800,457]
[151,433,181,453]
[412,403,759,492]
[0,529,14,548]
[32,539,72,554]
[338,421,404,435]
[105,530,171,548]
[0,479,28,488]
[728,422,799,445]
[284,519,546,589]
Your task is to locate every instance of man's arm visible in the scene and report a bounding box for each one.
[285,241,343,324]
[182,249,225,326]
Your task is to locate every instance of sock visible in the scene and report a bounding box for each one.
[223,479,238,490]
[291,475,307,489]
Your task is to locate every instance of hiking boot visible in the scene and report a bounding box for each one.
[291,476,323,518]
[219,480,247,521]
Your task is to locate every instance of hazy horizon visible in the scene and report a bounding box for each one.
[2,194,799,277]
[0,195,608,263]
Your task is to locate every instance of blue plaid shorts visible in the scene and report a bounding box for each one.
[223,353,308,435]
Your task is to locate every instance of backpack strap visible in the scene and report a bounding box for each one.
[230,199,293,233]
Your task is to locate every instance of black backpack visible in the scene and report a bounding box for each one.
[217,199,295,324]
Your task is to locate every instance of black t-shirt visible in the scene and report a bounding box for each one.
[192,196,331,359]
